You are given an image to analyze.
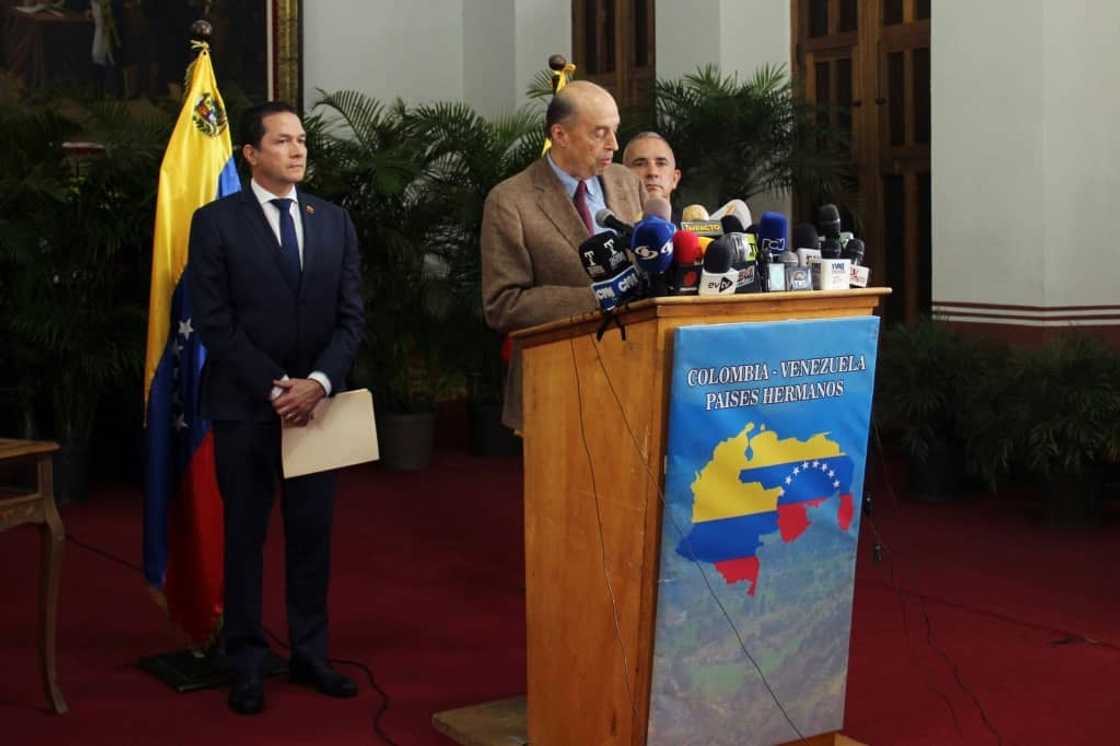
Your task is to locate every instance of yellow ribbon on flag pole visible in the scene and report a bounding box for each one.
[541,55,577,156]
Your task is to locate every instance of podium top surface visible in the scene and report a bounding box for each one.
[511,287,891,347]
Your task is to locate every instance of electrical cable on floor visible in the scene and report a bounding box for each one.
[860,492,965,740]
[64,532,397,745]
[260,626,398,746]
[867,422,1006,746]
[581,337,809,744]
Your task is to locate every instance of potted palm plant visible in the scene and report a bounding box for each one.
[305,91,461,469]
[407,101,543,456]
[874,319,979,502]
[638,64,852,209]
[0,93,167,500]
[1010,336,1120,522]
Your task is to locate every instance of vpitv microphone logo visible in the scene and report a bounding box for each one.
[702,275,735,294]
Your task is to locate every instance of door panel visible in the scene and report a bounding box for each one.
[795,0,930,323]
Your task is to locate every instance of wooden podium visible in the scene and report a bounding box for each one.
[516,289,887,746]
[434,289,887,746]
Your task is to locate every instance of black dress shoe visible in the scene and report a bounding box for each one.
[228,673,264,715]
[289,657,358,698]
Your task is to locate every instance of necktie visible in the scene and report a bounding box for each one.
[573,179,595,236]
[271,198,301,292]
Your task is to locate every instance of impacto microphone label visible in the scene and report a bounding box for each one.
[680,221,723,237]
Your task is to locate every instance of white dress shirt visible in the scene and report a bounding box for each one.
[250,178,305,267]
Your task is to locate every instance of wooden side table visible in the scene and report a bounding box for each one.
[0,438,67,714]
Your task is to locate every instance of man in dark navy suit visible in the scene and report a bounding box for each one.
[188,101,364,715]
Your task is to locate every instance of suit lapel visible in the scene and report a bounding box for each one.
[296,193,316,297]
[239,189,299,296]
[600,166,637,224]
[530,159,590,251]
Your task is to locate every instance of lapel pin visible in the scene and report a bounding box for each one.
[304,204,315,215]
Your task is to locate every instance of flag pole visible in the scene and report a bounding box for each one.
[541,53,576,156]
[136,17,287,693]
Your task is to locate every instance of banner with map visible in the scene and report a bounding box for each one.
[647,316,880,746]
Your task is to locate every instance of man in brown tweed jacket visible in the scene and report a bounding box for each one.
[481,81,645,431]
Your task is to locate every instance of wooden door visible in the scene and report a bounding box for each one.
[794,0,931,323]
[572,0,656,110]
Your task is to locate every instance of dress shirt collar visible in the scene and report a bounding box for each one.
[250,178,298,207]
[546,153,603,202]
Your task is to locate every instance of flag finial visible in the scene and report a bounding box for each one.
[190,19,213,45]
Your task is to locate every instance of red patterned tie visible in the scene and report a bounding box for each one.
[573,179,594,235]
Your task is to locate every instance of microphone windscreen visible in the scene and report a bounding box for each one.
[681,204,709,221]
[630,216,676,274]
[793,223,819,251]
[642,196,672,221]
[578,231,629,278]
[594,207,633,236]
[817,204,841,237]
[710,199,752,228]
[672,229,703,265]
[843,237,866,266]
[697,235,714,254]
[720,214,746,235]
[702,237,733,273]
[758,211,788,257]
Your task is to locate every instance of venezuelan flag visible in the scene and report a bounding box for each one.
[676,427,856,597]
[143,44,240,644]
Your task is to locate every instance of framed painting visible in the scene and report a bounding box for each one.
[0,0,302,108]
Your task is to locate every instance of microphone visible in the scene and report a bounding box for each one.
[725,232,762,293]
[698,237,738,296]
[817,204,842,237]
[710,199,753,229]
[630,215,676,297]
[642,196,672,221]
[817,204,843,259]
[843,237,865,266]
[579,231,641,311]
[843,237,870,287]
[670,229,703,295]
[681,204,709,221]
[757,211,789,261]
[792,222,819,251]
[720,214,747,235]
[594,207,634,239]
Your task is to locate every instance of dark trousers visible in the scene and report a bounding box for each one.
[212,420,335,677]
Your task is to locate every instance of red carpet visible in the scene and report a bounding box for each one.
[1,448,1117,745]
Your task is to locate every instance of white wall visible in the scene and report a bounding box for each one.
[931,0,1046,307]
[933,0,1120,310]
[303,0,464,109]
[1040,0,1120,307]
[658,0,790,83]
[656,0,792,215]
[656,0,722,82]
[512,0,571,113]
[304,0,567,118]
[463,0,517,118]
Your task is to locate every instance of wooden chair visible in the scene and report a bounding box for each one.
[0,439,67,714]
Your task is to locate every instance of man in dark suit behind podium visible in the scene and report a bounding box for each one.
[187,101,364,715]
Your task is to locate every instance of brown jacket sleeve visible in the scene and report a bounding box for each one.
[480,183,598,335]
